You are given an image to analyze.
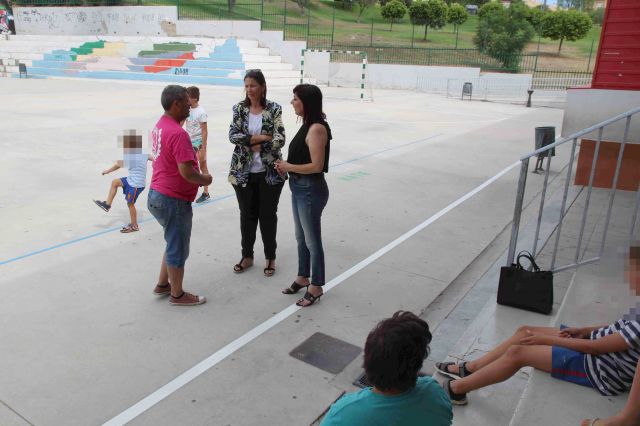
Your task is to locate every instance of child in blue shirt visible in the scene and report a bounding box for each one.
[94,131,151,233]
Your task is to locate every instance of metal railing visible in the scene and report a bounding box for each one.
[506,107,640,272]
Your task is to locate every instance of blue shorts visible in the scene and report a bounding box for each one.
[551,346,593,388]
[147,189,193,268]
[121,177,145,205]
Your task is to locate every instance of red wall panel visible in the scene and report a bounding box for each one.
[592,0,640,90]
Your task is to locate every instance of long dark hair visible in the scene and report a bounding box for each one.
[293,84,326,127]
[242,69,267,108]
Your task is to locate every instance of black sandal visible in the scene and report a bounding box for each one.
[296,290,323,307]
[264,259,276,277]
[435,361,472,380]
[282,281,309,295]
[233,257,253,273]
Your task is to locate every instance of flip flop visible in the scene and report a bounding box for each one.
[120,224,139,233]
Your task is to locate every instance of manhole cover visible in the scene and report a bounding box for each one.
[289,332,362,374]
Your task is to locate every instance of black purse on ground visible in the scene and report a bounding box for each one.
[497,251,553,315]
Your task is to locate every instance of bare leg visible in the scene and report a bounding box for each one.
[127,204,138,228]
[199,152,209,194]
[157,252,169,286]
[167,266,185,297]
[451,345,552,395]
[582,359,640,426]
[296,276,310,285]
[464,326,560,373]
[106,179,123,206]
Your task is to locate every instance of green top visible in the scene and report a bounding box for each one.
[321,376,452,426]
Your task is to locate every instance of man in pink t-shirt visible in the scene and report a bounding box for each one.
[148,85,213,307]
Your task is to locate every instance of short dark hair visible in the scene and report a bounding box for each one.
[293,84,326,127]
[363,311,432,392]
[186,86,200,101]
[243,69,267,108]
[161,85,188,111]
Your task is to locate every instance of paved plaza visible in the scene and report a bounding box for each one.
[0,77,584,425]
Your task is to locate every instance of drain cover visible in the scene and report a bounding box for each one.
[289,332,362,374]
[353,372,372,389]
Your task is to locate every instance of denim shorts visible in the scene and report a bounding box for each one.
[148,189,193,268]
[551,346,593,389]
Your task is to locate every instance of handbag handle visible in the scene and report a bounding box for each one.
[516,251,541,272]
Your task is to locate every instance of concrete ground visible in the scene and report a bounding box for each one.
[0,77,569,425]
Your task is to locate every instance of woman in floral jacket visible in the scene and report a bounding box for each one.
[228,69,286,277]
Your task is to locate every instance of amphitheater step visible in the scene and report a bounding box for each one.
[0,35,300,88]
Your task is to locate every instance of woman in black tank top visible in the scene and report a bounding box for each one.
[275,85,331,307]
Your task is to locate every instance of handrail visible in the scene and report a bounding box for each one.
[520,106,640,161]
[506,106,640,270]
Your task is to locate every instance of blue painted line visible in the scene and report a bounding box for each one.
[0,134,442,266]
[331,133,443,168]
[0,194,235,266]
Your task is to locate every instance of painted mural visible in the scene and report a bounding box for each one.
[17,38,246,86]
[0,9,13,34]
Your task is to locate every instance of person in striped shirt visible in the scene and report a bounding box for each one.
[437,245,640,406]
[582,359,640,426]
[94,130,152,233]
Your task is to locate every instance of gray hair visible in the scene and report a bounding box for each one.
[161,85,187,111]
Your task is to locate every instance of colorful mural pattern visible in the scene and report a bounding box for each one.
[21,39,245,86]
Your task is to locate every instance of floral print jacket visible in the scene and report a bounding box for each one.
[228,100,286,186]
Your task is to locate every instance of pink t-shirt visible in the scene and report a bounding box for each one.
[150,114,200,202]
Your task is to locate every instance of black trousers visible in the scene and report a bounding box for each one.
[233,172,284,260]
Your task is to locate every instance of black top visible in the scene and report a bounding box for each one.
[287,122,332,174]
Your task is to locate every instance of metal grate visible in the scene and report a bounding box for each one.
[352,372,372,389]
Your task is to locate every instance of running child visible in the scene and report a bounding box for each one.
[94,130,152,233]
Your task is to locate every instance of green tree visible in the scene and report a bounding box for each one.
[478,1,503,19]
[589,7,604,25]
[541,10,593,52]
[410,0,448,40]
[474,1,535,69]
[381,0,408,30]
[356,0,376,22]
[447,3,468,32]
[527,6,546,34]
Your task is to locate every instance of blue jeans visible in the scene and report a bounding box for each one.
[148,189,193,268]
[289,174,329,286]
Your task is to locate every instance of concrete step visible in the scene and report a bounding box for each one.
[1,36,298,84]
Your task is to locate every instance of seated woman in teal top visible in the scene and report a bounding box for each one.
[321,311,452,426]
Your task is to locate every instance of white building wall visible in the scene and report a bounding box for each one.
[562,88,640,142]
[14,6,177,36]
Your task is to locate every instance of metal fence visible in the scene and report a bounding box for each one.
[506,107,640,271]
[11,0,595,78]
[531,70,593,90]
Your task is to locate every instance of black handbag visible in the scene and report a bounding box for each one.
[497,251,553,315]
